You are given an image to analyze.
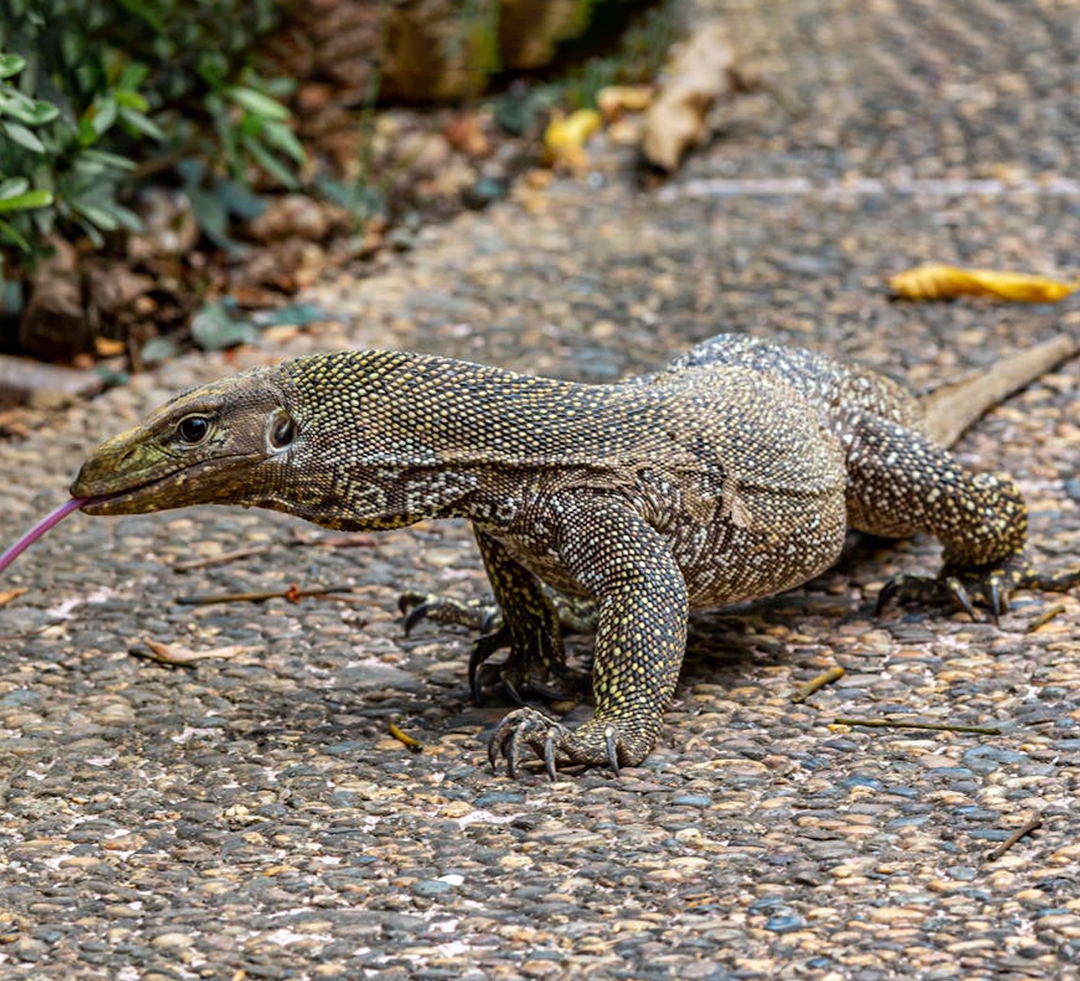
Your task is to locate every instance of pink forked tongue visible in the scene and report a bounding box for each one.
[0,496,100,576]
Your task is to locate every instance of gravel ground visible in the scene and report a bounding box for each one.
[2,1,1080,978]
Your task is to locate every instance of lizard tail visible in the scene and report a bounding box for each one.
[920,334,1079,448]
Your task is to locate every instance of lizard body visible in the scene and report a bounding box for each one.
[67,333,1079,775]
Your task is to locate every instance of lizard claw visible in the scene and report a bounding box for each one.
[604,725,621,777]
[876,571,985,622]
[468,627,512,704]
[987,573,1009,620]
[398,592,496,635]
[544,729,560,781]
[944,576,979,623]
[488,708,636,778]
[874,577,901,617]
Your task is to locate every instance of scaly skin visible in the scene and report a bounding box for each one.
[70,334,1080,776]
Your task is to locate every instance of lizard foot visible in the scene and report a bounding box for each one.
[400,593,586,705]
[489,707,637,779]
[876,558,1080,624]
[469,627,590,705]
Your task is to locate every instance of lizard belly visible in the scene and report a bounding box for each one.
[677,490,848,609]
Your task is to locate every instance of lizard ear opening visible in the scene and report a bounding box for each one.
[266,410,296,452]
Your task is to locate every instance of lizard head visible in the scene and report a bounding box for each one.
[71,366,297,515]
[68,349,477,531]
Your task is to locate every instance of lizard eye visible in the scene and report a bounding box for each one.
[267,410,296,451]
[177,415,211,444]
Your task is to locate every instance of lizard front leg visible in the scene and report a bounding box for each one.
[490,494,688,778]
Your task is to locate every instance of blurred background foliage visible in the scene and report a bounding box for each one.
[0,0,298,260]
[0,0,674,362]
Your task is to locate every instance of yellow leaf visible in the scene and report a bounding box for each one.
[543,108,602,171]
[94,336,126,357]
[889,264,1075,303]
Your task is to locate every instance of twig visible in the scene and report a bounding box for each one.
[0,623,53,641]
[792,665,845,703]
[173,546,271,572]
[986,814,1042,862]
[291,531,377,549]
[832,717,1001,735]
[172,531,375,572]
[388,721,423,753]
[176,584,356,606]
[1026,605,1065,633]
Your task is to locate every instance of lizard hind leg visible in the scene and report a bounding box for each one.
[399,588,588,703]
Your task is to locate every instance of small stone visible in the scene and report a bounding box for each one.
[150,932,194,948]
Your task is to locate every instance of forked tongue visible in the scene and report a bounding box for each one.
[0,496,104,576]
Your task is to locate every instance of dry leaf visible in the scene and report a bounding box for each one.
[890,264,1075,303]
[0,587,28,607]
[93,336,126,357]
[596,85,653,121]
[543,108,602,171]
[142,638,248,665]
[642,21,736,172]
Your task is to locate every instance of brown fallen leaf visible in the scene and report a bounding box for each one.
[642,21,736,172]
[0,587,28,607]
[596,84,653,121]
[140,638,249,666]
[889,264,1075,303]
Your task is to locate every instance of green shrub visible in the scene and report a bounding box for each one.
[0,0,302,265]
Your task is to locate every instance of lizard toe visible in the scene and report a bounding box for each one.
[399,592,498,634]
[876,554,1078,624]
[488,709,637,778]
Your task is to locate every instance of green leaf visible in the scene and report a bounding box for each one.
[28,100,60,125]
[78,115,96,146]
[114,90,149,112]
[191,299,259,351]
[0,189,53,212]
[0,217,31,253]
[118,61,150,91]
[189,187,227,240]
[72,199,119,231]
[252,302,325,327]
[240,134,298,189]
[2,121,45,153]
[74,215,105,249]
[0,54,26,79]
[0,91,59,126]
[91,96,118,137]
[107,201,143,232]
[80,149,137,171]
[261,119,306,165]
[226,85,290,122]
[0,177,30,200]
[215,178,266,220]
[118,105,165,140]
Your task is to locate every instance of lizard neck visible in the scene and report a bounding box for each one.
[271,350,613,531]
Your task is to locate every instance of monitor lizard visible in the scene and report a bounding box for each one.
[7,332,1079,777]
